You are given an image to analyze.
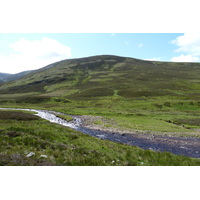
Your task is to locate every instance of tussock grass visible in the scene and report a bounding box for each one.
[1,117,200,166]
[69,87,114,99]
[15,96,51,104]
[0,110,39,121]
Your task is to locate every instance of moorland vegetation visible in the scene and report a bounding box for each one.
[1,55,200,165]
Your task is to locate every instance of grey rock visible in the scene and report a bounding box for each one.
[40,155,48,158]
[26,152,35,157]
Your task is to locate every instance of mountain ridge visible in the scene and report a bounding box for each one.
[0,55,200,103]
[0,73,11,83]
[1,54,199,83]
[0,70,33,83]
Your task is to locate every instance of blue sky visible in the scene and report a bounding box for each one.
[1,33,200,74]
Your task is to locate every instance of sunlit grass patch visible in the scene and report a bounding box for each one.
[55,113,73,122]
[106,114,188,133]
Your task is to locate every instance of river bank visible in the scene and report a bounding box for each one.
[1,108,200,159]
[78,115,200,137]
[77,115,200,158]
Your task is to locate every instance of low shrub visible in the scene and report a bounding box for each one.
[16,96,51,104]
[0,111,39,121]
[118,89,165,98]
[69,87,114,99]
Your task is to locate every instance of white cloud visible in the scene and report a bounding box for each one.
[145,57,162,61]
[171,33,200,48]
[0,37,72,74]
[137,43,143,48]
[170,33,200,62]
[170,54,199,62]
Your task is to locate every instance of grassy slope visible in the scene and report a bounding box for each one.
[0,55,200,165]
[1,55,200,97]
[1,110,200,166]
[1,55,200,134]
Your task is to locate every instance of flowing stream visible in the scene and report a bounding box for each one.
[1,108,200,159]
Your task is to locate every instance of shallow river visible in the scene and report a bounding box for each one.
[1,108,200,159]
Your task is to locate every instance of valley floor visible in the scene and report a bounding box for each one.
[1,96,200,165]
[1,107,200,159]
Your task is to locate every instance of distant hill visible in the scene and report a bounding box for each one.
[0,73,11,83]
[0,55,200,102]
[0,70,33,83]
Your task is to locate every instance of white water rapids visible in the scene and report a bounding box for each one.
[0,108,81,129]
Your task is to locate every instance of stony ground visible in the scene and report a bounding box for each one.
[78,115,200,158]
[78,115,200,137]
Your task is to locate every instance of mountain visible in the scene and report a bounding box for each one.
[0,73,11,83]
[0,70,33,83]
[1,55,200,102]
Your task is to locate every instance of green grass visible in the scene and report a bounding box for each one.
[55,113,73,122]
[1,55,200,165]
[1,55,200,99]
[1,110,200,166]
[2,96,200,136]
[94,120,104,125]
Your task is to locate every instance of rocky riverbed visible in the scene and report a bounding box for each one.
[77,115,200,158]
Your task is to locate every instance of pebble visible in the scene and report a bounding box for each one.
[40,155,48,158]
[26,152,35,157]
[97,134,106,139]
[180,146,188,149]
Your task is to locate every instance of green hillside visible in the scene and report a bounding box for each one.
[1,55,200,101]
[1,55,200,165]
[1,55,200,134]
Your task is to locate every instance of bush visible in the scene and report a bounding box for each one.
[69,87,114,99]
[154,104,163,109]
[118,89,165,98]
[164,102,171,107]
[50,97,71,103]
[0,111,39,120]
[16,96,51,104]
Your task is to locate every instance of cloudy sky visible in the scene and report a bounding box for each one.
[1,33,200,74]
[0,0,200,75]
